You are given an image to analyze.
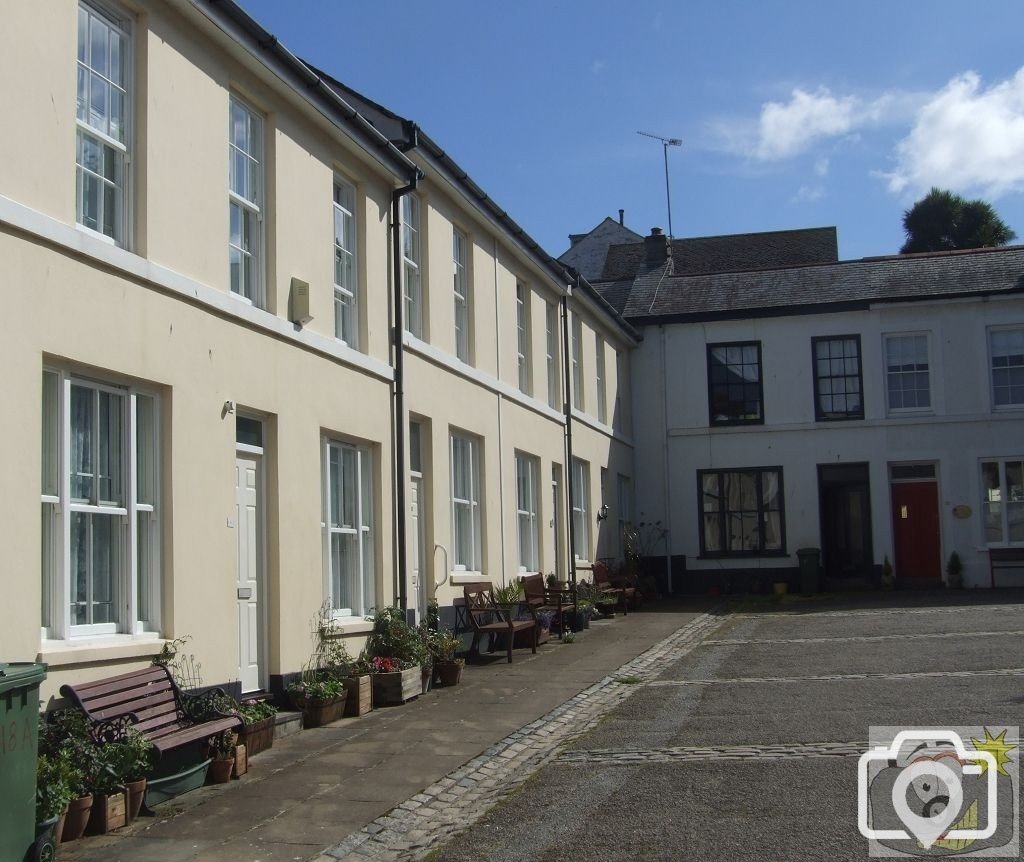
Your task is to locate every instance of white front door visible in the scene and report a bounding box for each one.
[235,453,262,693]
[552,467,564,579]
[410,475,426,621]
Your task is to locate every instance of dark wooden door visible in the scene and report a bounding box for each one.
[891,481,942,580]
[819,464,874,581]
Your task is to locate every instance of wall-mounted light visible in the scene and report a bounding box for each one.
[597,503,610,522]
[223,400,235,415]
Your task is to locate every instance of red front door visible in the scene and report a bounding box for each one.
[891,481,942,581]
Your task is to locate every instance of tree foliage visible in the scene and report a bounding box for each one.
[900,187,1016,254]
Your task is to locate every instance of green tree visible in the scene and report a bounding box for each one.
[900,187,1016,254]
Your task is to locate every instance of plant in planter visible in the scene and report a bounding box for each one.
[287,602,352,727]
[85,742,129,835]
[363,607,422,706]
[36,749,79,845]
[235,697,278,757]
[493,581,523,615]
[947,551,964,589]
[429,629,465,686]
[39,710,98,842]
[103,727,153,821]
[206,730,237,784]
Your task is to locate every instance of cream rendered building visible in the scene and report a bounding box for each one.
[2,0,637,703]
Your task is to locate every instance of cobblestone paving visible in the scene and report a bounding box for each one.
[648,667,1024,686]
[731,603,1024,620]
[700,629,1024,647]
[555,740,868,764]
[316,609,728,862]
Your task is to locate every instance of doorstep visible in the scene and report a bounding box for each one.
[274,709,303,740]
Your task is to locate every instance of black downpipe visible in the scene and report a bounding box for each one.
[561,291,577,588]
[391,172,420,611]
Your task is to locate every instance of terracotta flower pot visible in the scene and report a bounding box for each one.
[61,794,93,842]
[207,756,234,784]
[125,778,147,821]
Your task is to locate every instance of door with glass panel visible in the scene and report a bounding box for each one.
[235,417,265,693]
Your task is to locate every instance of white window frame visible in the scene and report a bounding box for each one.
[595,335,607,423]
[41,367,160,641]
[571,457,590,561]
[572,313,585,411]
[322,438,375,618]
[76,1,131,247]
[884,332,931,414]
[403,194,423,338]
[453,228,471,362]
[988,326,1024,410]
[980,458,1024,546]
[450,433,482,572]
[516,283,532,395]
[546,301,560,409]
[228,95,264,307]
[333,177,358,347]
[515,453,540,573]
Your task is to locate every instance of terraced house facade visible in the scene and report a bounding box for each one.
[5,1,1024,707]
[2,0,636,703]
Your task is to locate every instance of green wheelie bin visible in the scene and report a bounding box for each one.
[0,662,47,862]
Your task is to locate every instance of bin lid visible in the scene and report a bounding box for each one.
[0,662,47,694]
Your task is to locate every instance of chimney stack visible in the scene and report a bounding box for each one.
[618,209,625,226]
[644,227,671,265]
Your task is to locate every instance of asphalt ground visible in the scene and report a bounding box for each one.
[430,593,1024,862]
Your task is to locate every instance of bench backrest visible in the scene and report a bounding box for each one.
[60,665,183,741]
[592,560,614,587]
[521,574,546,605]
[463,583,502,631]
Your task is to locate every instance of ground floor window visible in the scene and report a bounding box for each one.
[571,457,590,560]
[981,459,1024,544]
[451,432,482,571]
[323,439,375,616]
[516,453,539,572]
[41,368,160,639]
[699,467,784,556]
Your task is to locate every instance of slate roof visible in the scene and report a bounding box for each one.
[610,245,1024,322]
[558,217,644,281]
[601,226,839,281]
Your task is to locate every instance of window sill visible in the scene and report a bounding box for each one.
[451,572,488,585]
[39,635,165,668]
[323,618,373,636]
[697,552,789,561]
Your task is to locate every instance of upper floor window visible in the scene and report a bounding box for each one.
[323,439,375,616]
[571,457,590,560]
[708,341,763,425]
[41,368,160,639]
[571,313,584,411]
[699,467,784,557]
[546,302,560,410]
[333,178,358,347]
[515,453,540,573]
[981,459,1024,545]
[453,229,470,362]
[990,328,1024,408]
[595,335,607,424]
[516,284,532,395]
[76,2,130,245]
[228,96,264,306]
[403,195,422,338]
[812,335,863,420]
[885,334,930,412]
[451,433,482,571]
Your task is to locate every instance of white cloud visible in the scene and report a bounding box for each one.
[791,184,825,203]
[755,88,860,159]
[885,69,1024,198]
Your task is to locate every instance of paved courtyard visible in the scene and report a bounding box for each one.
[420,593,1024,862]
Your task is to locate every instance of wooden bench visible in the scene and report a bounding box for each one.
[463,583,538,663]
[592,560,636,615]
[60,665,242,759]
[989,547,1024,588]
[521,574,577,638]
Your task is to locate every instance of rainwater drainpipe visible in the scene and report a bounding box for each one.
[391,167,421,611]
[562,285,577,588]
[660,326,674,593]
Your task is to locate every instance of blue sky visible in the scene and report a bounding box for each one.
[241,0,1024,261]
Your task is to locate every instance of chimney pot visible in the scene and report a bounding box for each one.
[618,209,624,226]
[650,227,663,236]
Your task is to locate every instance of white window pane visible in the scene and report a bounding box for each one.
[329,446,341,528]
[98,390,124,505]
[42,371,60,496]
[70,385,94,501]
[136,395,156,505]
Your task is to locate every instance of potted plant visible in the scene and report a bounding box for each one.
[287,672,348,727]
[493,581,522,616]
[235,697,278,757]
[104,727,153,821]
[429,629,465,686]
[36,750,77,847]
[39,710,96,842]
[206,730,237,784]
[85,743,128,835]
[340,656,373,717]
[364,607,422,706]
[947,551,964,589]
